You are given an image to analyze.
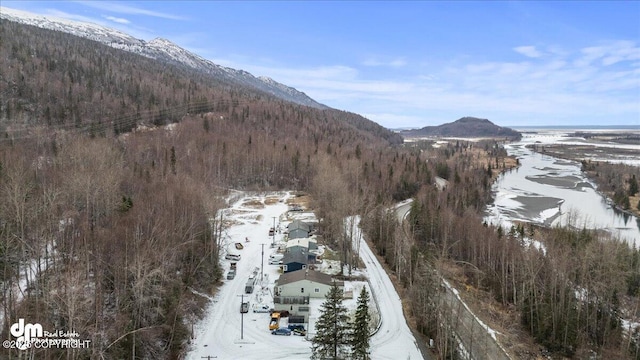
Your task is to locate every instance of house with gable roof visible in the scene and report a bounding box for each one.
[287,220,311,240]
[281,248,308,273]
[273,269,343,320]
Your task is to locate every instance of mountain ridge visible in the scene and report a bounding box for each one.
[401,116,522,140]
[0,6,327,110]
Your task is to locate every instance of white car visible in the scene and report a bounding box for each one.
[268,259,282,265]
[253,304,272,313]
[269,253,283,260]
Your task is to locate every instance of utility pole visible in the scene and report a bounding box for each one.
[237,294,245,339]
[271,216,276,247]
[260,243,265,284]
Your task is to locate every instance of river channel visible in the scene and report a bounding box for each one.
[485,130,640,246]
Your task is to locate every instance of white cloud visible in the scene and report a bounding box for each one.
[208,40,638,128]
[577,41,640,67]
[389,58,407,68]
[19,7,155,40]
[41,9,99,24]
[104,15,130,24]
[360,113,426,129]
[76,1,188,21]
[363,57,407,68]
[514,45,543,58]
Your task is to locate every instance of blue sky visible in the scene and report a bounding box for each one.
[3,1,640,128]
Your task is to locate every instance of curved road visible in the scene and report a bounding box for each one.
[353,213,425,360]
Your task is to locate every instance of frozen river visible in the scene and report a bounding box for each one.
[485,128,640,246]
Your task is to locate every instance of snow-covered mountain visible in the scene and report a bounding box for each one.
[0,7,327,109]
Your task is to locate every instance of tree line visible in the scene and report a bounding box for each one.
[581,160,640,214]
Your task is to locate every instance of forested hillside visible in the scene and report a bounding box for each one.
[0,20,402,146]
[401,116,522,140]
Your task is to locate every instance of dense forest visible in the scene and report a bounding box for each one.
[582,161,640,215]
[2,18,640,360]
[361,141,640,359]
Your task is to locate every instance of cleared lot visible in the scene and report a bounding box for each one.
[187,192,313,360]
[187,193,424,360]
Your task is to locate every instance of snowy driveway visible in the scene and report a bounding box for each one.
[186,192,312,360]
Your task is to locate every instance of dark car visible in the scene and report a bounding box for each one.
[240,301,249,313]
[271,328,292,336]
[288,324,306,336]
[226,269,236,280]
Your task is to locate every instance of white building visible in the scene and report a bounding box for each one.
[273,269,343,320]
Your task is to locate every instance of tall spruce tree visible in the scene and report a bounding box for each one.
[351,287,371,360]
[629,174,639,196]
[312,282,350,360]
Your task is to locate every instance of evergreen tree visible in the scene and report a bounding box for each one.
[170,145,177,175]
[624,195,631,210]
[629,174,639,197]
[312,282,350,360]
[351,287,371,360]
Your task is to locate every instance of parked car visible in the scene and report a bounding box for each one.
[292,328,306,336]
[240,301,249,313]
[271,328,292,336]
[253,304,272,313]
[268,227,275,236]
[226,269,236,280]
[225,253,241,261]
[288,324,306,336]
[289,204,303,212]
[235,242,244,250]
[268,253,283,265]
[287,324,305,331]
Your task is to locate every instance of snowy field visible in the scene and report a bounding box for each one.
[186,192,424,360]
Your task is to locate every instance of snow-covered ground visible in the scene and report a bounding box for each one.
[186,192,424,360]
[0,243,54,329]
